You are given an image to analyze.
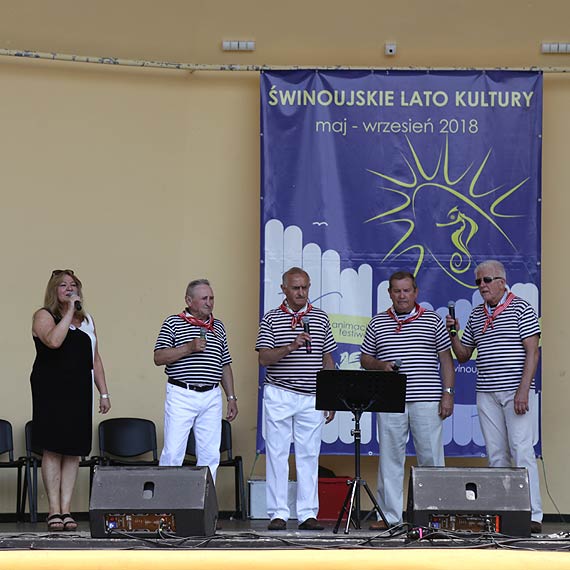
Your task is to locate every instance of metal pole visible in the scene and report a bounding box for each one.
[2,48,570,73]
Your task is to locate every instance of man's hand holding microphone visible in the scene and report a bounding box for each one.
[379,358,402,372]
[446,301,459,337]
[189,328,208,354]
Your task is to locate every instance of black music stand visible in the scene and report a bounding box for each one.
[316,369,406,534]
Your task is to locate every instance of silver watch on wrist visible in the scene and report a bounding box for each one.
[443,387,455,396]
[227,395,238,402]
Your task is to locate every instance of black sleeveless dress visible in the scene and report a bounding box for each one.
[30,311,95,456]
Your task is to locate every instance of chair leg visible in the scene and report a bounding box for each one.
[20,465,28,522]
[235,457,246,520]
[24,459,36,523]
[30,459,38,524]
[233,464,239,517]
[16,465,23,522]
[88,461,97,498]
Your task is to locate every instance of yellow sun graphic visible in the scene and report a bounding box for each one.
[365,135,529,288]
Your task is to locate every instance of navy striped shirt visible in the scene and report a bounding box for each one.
[256,307,337,395]
[154,313,232,386]
[360,309,451,402]
[461,296,540,392]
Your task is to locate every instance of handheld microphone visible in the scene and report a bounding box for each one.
[393,358,402,372]
[199,328,207,341]
[67,292,82,311]
[448,301,457,337]
[301,316,312,354]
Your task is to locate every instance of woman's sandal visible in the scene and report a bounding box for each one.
[61,513,78,531]
[46,513,64,531]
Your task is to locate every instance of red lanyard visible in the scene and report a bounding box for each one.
[279,302,313,329]
[482,292,515,333]
[387,304,425,333]
[177,311,216,334]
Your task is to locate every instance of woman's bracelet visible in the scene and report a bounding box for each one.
[100,393,110,399]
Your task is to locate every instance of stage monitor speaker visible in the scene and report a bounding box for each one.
[406,467,531,537]
[89,466,218,538]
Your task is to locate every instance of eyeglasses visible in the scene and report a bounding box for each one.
[475,276,503,286]
[52,269,75,277]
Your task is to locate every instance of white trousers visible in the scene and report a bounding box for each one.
[263,384,324,523]
[377,402,444,524]
[477,390,542,522]
[159,383,222,481]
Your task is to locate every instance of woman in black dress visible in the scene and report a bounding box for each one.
[31,269,111,531]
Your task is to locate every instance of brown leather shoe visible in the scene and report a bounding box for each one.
[369,520,388,531]
[298,517,324,530]
[267,518,287,530]
[530,521,542,534]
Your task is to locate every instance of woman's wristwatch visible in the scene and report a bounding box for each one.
[227,395,238,402]
[443,387,455,395]
[100,393,111,399]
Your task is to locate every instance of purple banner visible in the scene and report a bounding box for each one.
[258,70,543,457]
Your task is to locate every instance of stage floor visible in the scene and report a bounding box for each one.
[0,517,568,552]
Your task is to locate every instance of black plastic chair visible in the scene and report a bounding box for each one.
[98,417,158,466]
[24,420,99,523]
[23,420,42,523]
[184,419,246,520]
[0,420,26,521]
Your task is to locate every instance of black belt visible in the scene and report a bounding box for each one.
[168,378,217,392]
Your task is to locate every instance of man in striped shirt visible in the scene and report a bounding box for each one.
[256,267,337,531]
[361,271,455,529]
[446,260,543,533]
[154,279,238,480]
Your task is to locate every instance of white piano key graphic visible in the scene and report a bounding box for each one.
[264,219,285,313]
[377,280,391,312]
[303,242,322,307]
[283,225,303,273]
[321,249,341,314]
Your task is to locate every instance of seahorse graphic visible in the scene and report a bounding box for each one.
[436,206,479,275]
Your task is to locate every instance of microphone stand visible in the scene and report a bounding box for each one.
[333,400,390,535]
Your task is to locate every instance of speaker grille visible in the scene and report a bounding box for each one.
[89,466,218,538]
[407,467,531,537]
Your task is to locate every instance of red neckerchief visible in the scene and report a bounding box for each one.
[177,311,216,334]
[279,301,313,329]
[387,303,425,333]
[482,292,515,334]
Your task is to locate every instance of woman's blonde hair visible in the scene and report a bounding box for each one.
[42,269,86,321]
